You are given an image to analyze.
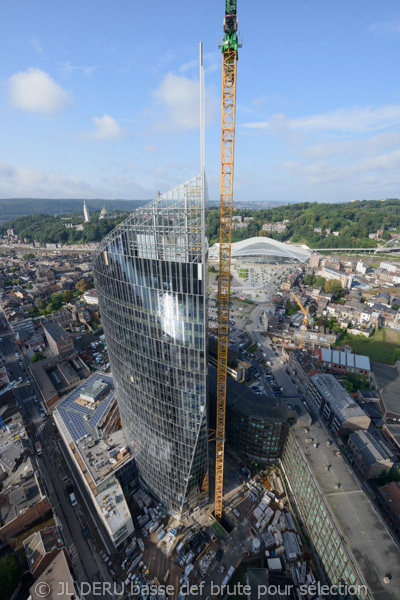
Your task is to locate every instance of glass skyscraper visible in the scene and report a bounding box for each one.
[92,174,208,518]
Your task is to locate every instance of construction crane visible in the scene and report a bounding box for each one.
[291,292,312,349]
[215,0,241,521]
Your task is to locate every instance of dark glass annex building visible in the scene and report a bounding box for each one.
[92,175,208,518]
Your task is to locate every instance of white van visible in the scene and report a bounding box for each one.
[69,492,78,507]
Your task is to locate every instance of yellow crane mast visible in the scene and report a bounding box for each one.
[215,0,241,520]
[291,291,311,349]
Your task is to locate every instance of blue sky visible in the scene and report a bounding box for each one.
[1,0,400,204]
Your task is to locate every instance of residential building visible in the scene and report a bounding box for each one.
[0,456,51,547]
[92,176,208,519]
[317,348,371,376]
[346,430,394,480]
[43,322,74,356]
[308,374,370,434]
[262,221,288,234]
[383,424,400,454]
[83,289,99,305]
[357,389,380,403]
[320,266,353,289]
[309,254,321,268]
[380,261,398,273]
[24,526,67,579]
[377,482,400,542]
[28,551,79,600]
[287,348,323,392]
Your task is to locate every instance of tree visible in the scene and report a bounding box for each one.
[34,297,45,310]
[23,253,35,260]
[49,293,63,311]
[285,302,299,316]
[391,303,399,311]
[324,279,343,300]
[0,554,21,599]
[63,290,74,302]
[75,279,93,293]
[30,352,45,363]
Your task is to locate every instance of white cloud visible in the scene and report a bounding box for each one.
[8,68,72,116]
[58,61,97,76]
[0,162,152,199]
[242,105,400,134]
[80,114,127,141]
[151,72,217,133]
[29,37,43,55]
[143,144,160,154]
[300,132,400,160]
[368,15,400,37]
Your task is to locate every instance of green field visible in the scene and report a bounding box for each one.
[336,328,400,365]
[238,268,248,279]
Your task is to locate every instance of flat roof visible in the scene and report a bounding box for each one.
[54,373,131,485]
[95,479,131,535]
[43,321,70,342]
[291,421,400,599]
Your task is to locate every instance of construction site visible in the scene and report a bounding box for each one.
[119,452,319,600]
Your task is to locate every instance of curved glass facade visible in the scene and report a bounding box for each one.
[92,175,208,518]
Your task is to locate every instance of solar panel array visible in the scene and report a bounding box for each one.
[57,373,115,442]
[88,391,116,429]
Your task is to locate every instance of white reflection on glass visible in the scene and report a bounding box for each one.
[159,292,183,341]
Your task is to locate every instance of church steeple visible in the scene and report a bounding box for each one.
[83,200,90,223]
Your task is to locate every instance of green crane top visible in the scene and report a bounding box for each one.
[221,0,239,55]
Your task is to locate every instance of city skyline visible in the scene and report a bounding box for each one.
[1,1,400,204]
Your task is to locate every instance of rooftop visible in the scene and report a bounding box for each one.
[372,362,400,418]
[0,458,44,526]
[310,374,368,422]
[320,348,371,371]
[30,353,90,402]
[29,551,76,600]
[54,373,131,485]
[291,421,400,600]
[384,423,400,450]
[348,430,393,465]
[24,526,64,573]
[378,481,400,515]
[95,479,132,536]
[43,321,70,343]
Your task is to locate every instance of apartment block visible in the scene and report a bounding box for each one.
[308,374,370,434]
[346,430,394,480]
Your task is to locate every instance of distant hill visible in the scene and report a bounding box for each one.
[0,198,150,222]
[207,198,400,249]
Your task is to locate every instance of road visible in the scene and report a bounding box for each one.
[0,310,117,600]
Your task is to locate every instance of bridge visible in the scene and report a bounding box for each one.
[311,246,400,254]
